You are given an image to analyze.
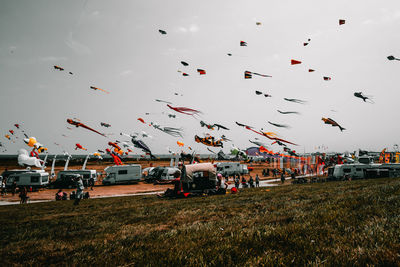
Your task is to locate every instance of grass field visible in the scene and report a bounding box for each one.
[1,178,400,266]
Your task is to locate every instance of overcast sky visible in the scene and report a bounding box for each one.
[1,0,400,156]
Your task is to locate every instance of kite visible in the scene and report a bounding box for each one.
[54,65,64,71]
[308,69,315,72]
[18,149,44,168]
[214,124,229,130]
[227,53,232,56]
[240,41,247,46]
[322,117,346,132]
[323,76,331,81]
[283,147,298,157]
[9,130,14,135]
[5,134,10,140]
[303,39,311,46]
[159,29,167,34]
[108,141,122,151]
[256,22,262,25]
[98,149,105,153]
[277,110,300,115]
[255,90,272,97]
[291,59,302,65]
[244,71,272,79]
[207,147,217,154]
[197,69,206,75]
[167,104,202,116]
[106,148,123,165]
[155,99,172,104]
[200,120,215,130]
[151,123,184,137]
[272,140,287,147]
[195,135,224,147]
[354,92,374,103]
[236,121,254,129]
[181,61,189,66]
[387,55,400,61]
[284,98,307,104]
[75,143,87,151]
[100,122,111,128]
[69,72,73,75]
[131,136,155,159]
[67,118,106,137]
[177,141,184,147]
[249,139,269,147]
[220,134,232,141]
[339,19,346,25]
[90,86,109,94]
[14,124,20,129]
[137,118,146,124]
[268,121,290,128]
[237,122,298,146]
[167,113,176,118]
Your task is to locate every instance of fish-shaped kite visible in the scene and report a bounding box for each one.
[167,104,202,116]
[322,118,345,132]
[67,119,106,137]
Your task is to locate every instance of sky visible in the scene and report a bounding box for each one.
[1,0,400,156]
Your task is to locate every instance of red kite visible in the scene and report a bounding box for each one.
[308,69,315,72]
[90,86,109,94]
[197,69,206,75]
[167,104,202,116]
[339,19,346,25]
[54,65,64,71]
[240,41,247,46]
[75,143,87,151]
[291,59,302,65]
[138,118,145,124]
[323,76,331,81]
[67,119,106,137]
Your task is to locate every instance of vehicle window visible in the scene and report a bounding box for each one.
[11,176,19,182]
[83,174,90,179]
[356,168,361,171]
[42,176,48,182]
[31,176,39,183]
[343,169,351,173]
[118,170,128,175]
[224,166,230,169]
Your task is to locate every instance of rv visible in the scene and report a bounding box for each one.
[6,170,49,189]
[329,156,400,180]
[50,170,97,189]
[102,164,141,185]
[216,162,249,176]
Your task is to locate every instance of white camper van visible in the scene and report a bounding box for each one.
[6,170,49,189]
[102,164,141,185]
[216,162,249,176]
[56,170,97,182]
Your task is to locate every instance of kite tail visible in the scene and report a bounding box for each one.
[339,126,346,132]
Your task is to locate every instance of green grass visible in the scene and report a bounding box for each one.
[1,178,400,266]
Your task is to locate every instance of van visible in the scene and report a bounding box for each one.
[6,170,49,189]
[216,162,249,176]
[102,164,141,185]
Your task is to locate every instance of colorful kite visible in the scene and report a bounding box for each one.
[195,135,224,147]
[177,141,184,147]
[240,41,247,46]
[100,122,111,128]
[67,118,106,137]
[197,69,206,75]
[244,71,272,79]
[54,65,64,71]
[75,143,87,151]
[90,86,109,94]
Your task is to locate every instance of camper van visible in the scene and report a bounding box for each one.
[102,164,141,185]
[6,170,49,189]
[216,162,249,176]
[49,170,97,189]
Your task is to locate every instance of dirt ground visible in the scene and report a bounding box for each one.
[0,159,280,202]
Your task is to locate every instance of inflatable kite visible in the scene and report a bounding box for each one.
[90,86,109,94]
[167,104,202,116]
[195,135,224,147]
[322,118,345,132]
[67,119,106,137]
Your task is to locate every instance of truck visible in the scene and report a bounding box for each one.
[102,164,141,185]
[6,169,50,189]
[216,162,249,177]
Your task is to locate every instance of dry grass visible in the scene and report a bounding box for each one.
[1,178,400,266]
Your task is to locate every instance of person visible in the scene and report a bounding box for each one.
[255,174,260,187]
[241,176,248,188]
[56,189,66,201]
[234,175,240,188]
[74,175,85,205]
[217,173,228,194]
[249,175,254,188]
[89,176,95,190]
[281,172,285,184]
[11,181,17,196]
[19,186,28,204]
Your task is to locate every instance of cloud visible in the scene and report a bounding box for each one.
[65,32,91,55]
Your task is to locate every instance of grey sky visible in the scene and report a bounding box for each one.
[1,0,400,155]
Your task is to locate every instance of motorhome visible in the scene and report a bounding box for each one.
[6,170,49,189]
[329,156,400,180]
[102,164,141,185]
[216,162,249,176]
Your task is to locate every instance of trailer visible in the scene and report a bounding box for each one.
[6,170,49,189]
[50,170,97,189]
[102,164,141,185]
[216,162,249,176]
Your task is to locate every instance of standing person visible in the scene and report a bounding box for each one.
[11,180,17,196]
[234,175,240,188]
[281,172,285,184]
[255,174,260,187]
[19,186,28,204]
[89,176,95,191]
[249,175,254,188]
[74,175,85,206]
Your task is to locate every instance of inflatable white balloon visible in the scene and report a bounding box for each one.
[17,149,43,167]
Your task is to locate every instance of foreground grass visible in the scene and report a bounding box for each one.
[1,179,400,266]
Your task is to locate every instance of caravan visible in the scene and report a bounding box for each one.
[6,169,49,189]
[216,162,249,176]
[102,164,141,185]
